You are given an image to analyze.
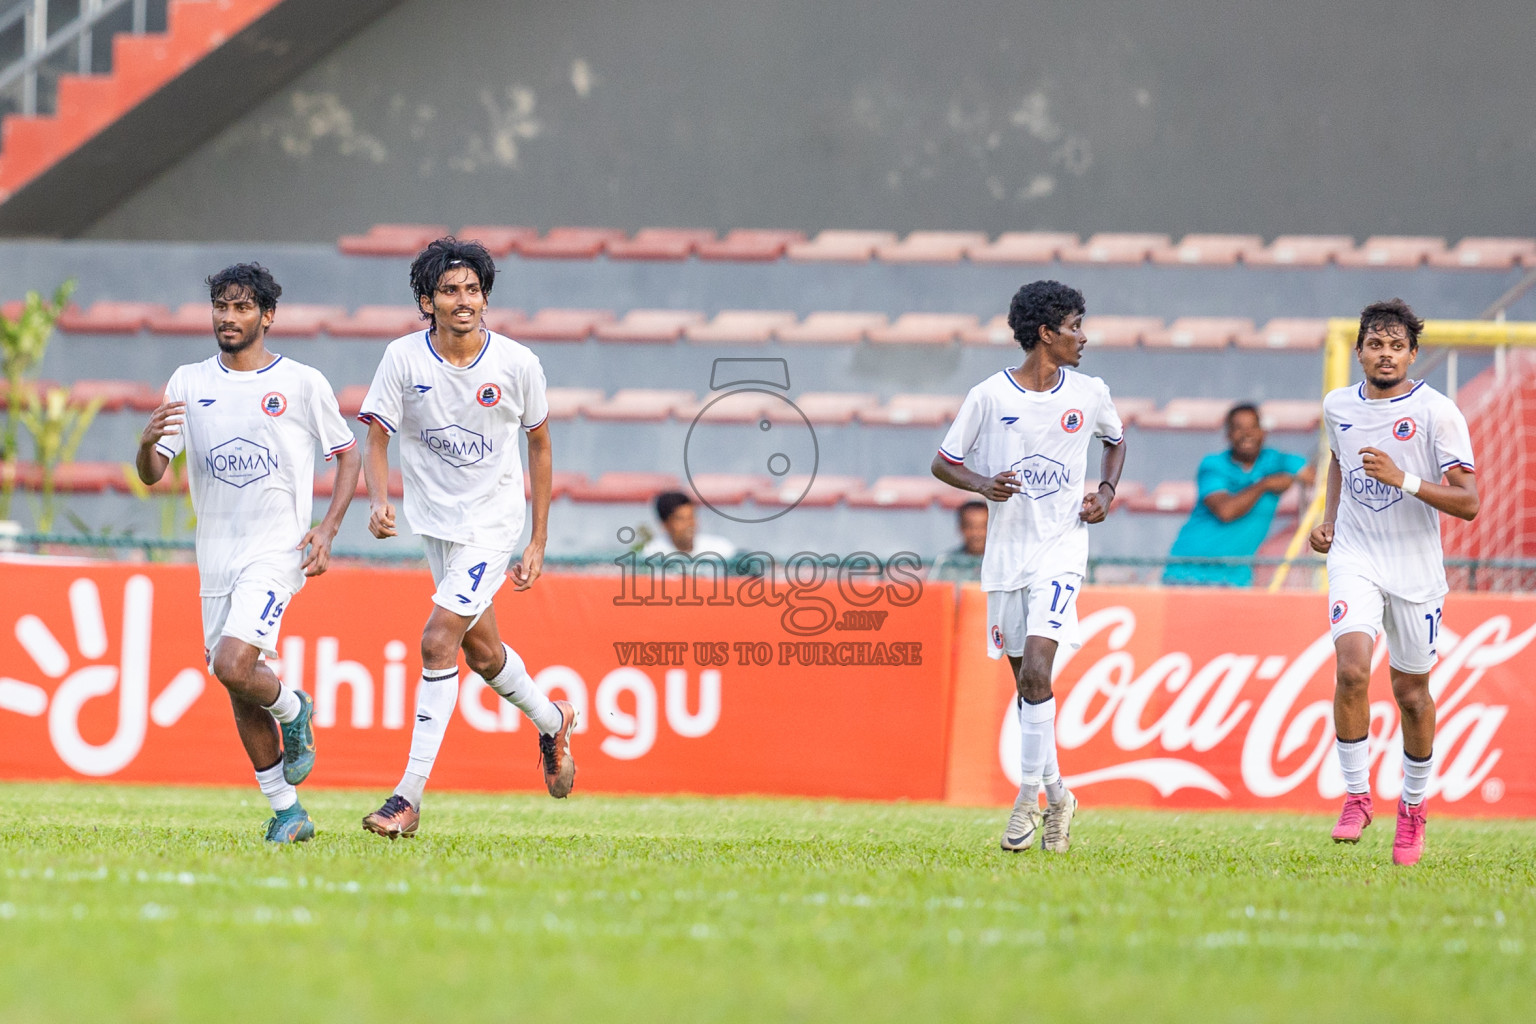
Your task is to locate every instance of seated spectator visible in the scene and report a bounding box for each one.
[1163,403,1315,587]
[641,491,738,559]
[929,500,987,582]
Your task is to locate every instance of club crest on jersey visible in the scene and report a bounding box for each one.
[991,625,1004,649]
[1060,409,1084,433]
[476,383,502,408]
[260,392,286,417]
[1331,600,1348,624]
[1392,417,1417,441]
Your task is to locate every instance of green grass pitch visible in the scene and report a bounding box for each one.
[1,782,1533,1023]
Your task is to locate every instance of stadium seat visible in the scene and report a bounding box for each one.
[604,228,717,260]
[544,387,604,420]
[146,303,214,334]
[514,227,627,259]
[546,471,588,500]
[1428,237,1536,270]
[1128,480,1197,514]
[314,466,403,500]
[566,471,683,502]
[1083,315,1162,348]
[1277,488,1302,515]
[786,230,899,262]
[583,389,694,421]
[51,462,121,493]
[0,300,22,320]
[1240,318,1329,350]
[753,474,862,508]
[686,473,768,505]
[1151,234,1265,265]
[69,379,162,412]
[0,462,43,489]
[0,379,58,409]
[1087,478,1148,507]
[773,391,880,425]
[1136,398,1230,430]
[1143,317,1256,349]
[338,224,450,256]
[858,393,963,426]
[685,310,799,344]
[1246,235,1355,267]
[458,225,538,256]
[965,231,1078,263]
[593,309,705,343]
[1334,235,1447,268]
[776,312,888,344]
[695,229,807,261]
[675,390,775,424]
[1258,399,1322,432]
[1061,233,1173,264]
[58,301,167,333]
[1112,396,1157,427]
[322,306,423,338]
[959,315,1014,347]
[516,308,615,341]
[337,385,369,419]
[481,308,530,336]
[875,231,989,263]
[866,313,979,346]
[846,476,946,509]
[271,304,347,338]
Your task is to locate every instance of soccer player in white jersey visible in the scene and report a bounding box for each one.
[135,264,361,843]
[931,280,1126,853]
[356,238,576,839]
[1310,299,1479,866]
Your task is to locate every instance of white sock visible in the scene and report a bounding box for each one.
[396,770,428,809]
[404,668,460,787]
[263,681,302,725]
[1402,751,1433,806]
[255,760,297,813]
[1018,697,1057,807]
[1336,736,1371,795]
[1042,732,1067,806]
[485,643,562,734]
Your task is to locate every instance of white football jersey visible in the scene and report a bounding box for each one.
[156,354,357,597]
[358,329,549,548]
[939,367,1124,591]
[1323,380,1475,602]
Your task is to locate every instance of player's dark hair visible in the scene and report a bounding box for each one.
[1356,298,1424,351]
[206,263,281,314]
[1007,280,1086,351]
[410,237,496,321]
[655,491,693,523]
[958,500,987,523]
[1225,402,1261,432]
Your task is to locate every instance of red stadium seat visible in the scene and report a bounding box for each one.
[1082,315,1162,348]
[593,309,705,343]
[322,306,423,338]
[0,379,57,409]
[1151,234,1266,265]
[1061,233,1173,264]
[458,225,538,256]
[857,394,963,427]
[547,471,588,500]
[272,304,347,338]
[1240,318,1329,351]
[1245,235,1355,267]
[1334,236,1447,268]
[1112,396,1157,427]
[566,472,682,502]
[69,380,162,413]
[1087,479,1148,507]
[543,387,604,420]
[674,390,775,423]
[1144,317,1256,350]
[481,308,530,336]
[959,315,1015,347]
[695,229,807,261]
[1258,399,1322,432]
[314,466,403,500]
[687,473,769,505]
[1136,398,1231,431]
[516,308,616,341]
[966,232,1078,263]
[0,300,22,320]
[776,312,887,344]
[772,392,880,425]
[875,231,989,263]
[51,462,121,493]
[866,313,979,346]
[786,230,898,262]
[583,389,693,422]
[514,227,627,259]
[146,303,213,335]
[337,385,369,419]
[753,474,862,508]
[605,228,717,260]
[338,224,450,257]
[846,476,945,509]
[1428,237,1536,270]
[58,301,167,334]
[1127,480,1197,514]
[685,310,799,344]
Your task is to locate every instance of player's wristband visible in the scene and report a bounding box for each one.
[1401,473,1422,495]
[1098,481,1116,497]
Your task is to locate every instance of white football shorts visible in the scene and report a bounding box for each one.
[423,537,513,623]
[1327,572,1442,675]
[202,574,298,665]
[985,573,1084,660]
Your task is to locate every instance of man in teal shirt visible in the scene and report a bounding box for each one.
[1163,403,1314,586]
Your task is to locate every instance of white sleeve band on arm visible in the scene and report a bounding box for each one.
[1401,473,1422,495]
